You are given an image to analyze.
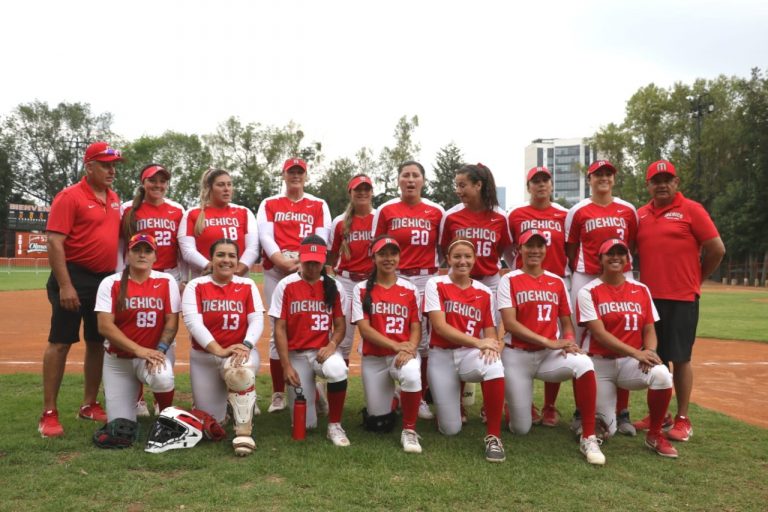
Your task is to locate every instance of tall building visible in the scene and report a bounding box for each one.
[523,138,598,206]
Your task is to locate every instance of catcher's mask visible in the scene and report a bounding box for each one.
[145,407,204,453]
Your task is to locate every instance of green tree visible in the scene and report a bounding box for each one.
[425,142,463,207]
[306,158,357,218]
[374,115,420,204]
[1,101,114,204]
[120,132,212,208]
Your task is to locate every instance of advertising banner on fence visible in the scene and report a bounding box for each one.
[16,232,48,258]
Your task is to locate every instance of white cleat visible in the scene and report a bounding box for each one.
[418,400,434,420]
[268,392,286,413]
[327,422,350,447]
[401,429,422,454]
[580,435,606,465]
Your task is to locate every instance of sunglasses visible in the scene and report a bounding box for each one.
[129,233,157,248]
[95,148,122,158]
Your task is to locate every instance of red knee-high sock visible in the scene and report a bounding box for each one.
[481,378,505,438]
[153,390,174,412]
[270,358,285,393]
[544,381,560,408]
[616,387,630,413]
[420,357,429,400]
[327,388,347,424]
[137,384,144,402]
[573,371,597,438]
[647,388,673,436]
[401,391,420,431]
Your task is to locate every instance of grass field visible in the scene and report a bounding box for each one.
[1,374,766,512]
[697,289,768,342]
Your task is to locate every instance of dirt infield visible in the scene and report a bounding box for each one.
[2,288,767,429]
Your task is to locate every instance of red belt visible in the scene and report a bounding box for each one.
[338,270,370,281]
[399,267,437,277]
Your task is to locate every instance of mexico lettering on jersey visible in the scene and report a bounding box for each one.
[508,203,569,277]
[179,204,257,262]
[439,204,512,278]
[497,269,571,351]
[577,277,659,356]
[423,275,495,349]
[185,276,261,350]
[351,278,421,357]
[121,199,184,270]
[268,273,346,351]
[95,271,180,357]
[257,193,332,270]
[565,198,638,275]
[637,192,720,301]
[329,213,374,274]
[372,198,444,271]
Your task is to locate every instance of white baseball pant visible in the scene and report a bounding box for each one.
[335,274,366,359]
[103,344,176,422]
[190,348,260,423]
[361,354,421,416]
[286,350,348,429]
[397,272,436,357]
[428,346,505,435]
[265,266,290,360]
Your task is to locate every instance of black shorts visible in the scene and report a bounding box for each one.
[47,263,112,344]
[653,298,699,364]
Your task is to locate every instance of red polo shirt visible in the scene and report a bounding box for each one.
[637,192,719,301]
[47,177,121,273]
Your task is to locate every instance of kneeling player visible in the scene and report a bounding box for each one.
[498,230,603,465]
[183,239,264,456]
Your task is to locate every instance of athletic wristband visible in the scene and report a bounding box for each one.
[157,343,170,354]
[564,333,575,341]
[242,340,254,350]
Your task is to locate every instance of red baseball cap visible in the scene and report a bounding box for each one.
[283,158,307,173]
[84,142,123,163]
[646,160,676,181]
[587,160,617,175]
[598,238,629,256]
[299,242,327,263]
[140,165,170,181]
[526,166,552,182]
[370,237,400,255]
[127,233,157,251]
[348,175,373,192]
[518,229,547,246]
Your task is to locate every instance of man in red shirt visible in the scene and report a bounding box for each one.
[39,142,123,438]
[635,160,725,441]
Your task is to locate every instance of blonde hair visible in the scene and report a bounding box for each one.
[194,168,230,236]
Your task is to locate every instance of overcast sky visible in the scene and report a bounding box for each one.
[2,0,766,205]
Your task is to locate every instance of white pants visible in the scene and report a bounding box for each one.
[396,272,436,357]
[591,356,673,437]
[335,274,366,359]
[477,274,501,327]
[265,266,291,360]
[361,354,421,416]
[286,350,348,429]
[190,348,260,423]
[428,346,505,435]
[103,344,176,422]
[502,347,594,434]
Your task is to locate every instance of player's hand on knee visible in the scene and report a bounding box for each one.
[228,344,250,367]
[394,351,413,369]
[137,347,166,373]
[480,347,500,364]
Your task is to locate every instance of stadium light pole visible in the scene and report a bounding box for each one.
[688,92,715,200]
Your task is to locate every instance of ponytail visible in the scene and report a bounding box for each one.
[195,168,230,236]
[122,185,146,240]
[456,163,499,211]
[320,267,339,311]
[339,201,355,259]
[116,268,131,313]
[361,265,378,316]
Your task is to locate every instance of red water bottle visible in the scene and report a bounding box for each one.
[292,386,307,441]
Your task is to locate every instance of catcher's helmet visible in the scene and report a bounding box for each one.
[145,407,204,453]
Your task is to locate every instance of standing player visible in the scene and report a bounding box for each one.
[39,141,123,438]
[182,238,265,456]
[270,235,350,446]
[497,230,604,465]
[352,236,423,453]
[633,160,725,440]
[258,158,332,413]
[578,239,678,458]
[121,164,185,416]
[565,160,638,435]
[508,166,569,426]
[178,168,259,278]
[95,234,179,422]
[328,174,375,364]
[373,160,444,420]
[425,239,506,463]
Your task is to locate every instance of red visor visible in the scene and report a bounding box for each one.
[587,160,617,175]
[140,165,170,181]
[370,237,400,255]
[128,233,158,251]
[519,229,547,246]
[526,166,552,182]
[299,243,327,263]
[348,175,373,191]
[598,238,629,256]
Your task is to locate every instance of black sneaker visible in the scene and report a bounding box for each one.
[484,435,506,463]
